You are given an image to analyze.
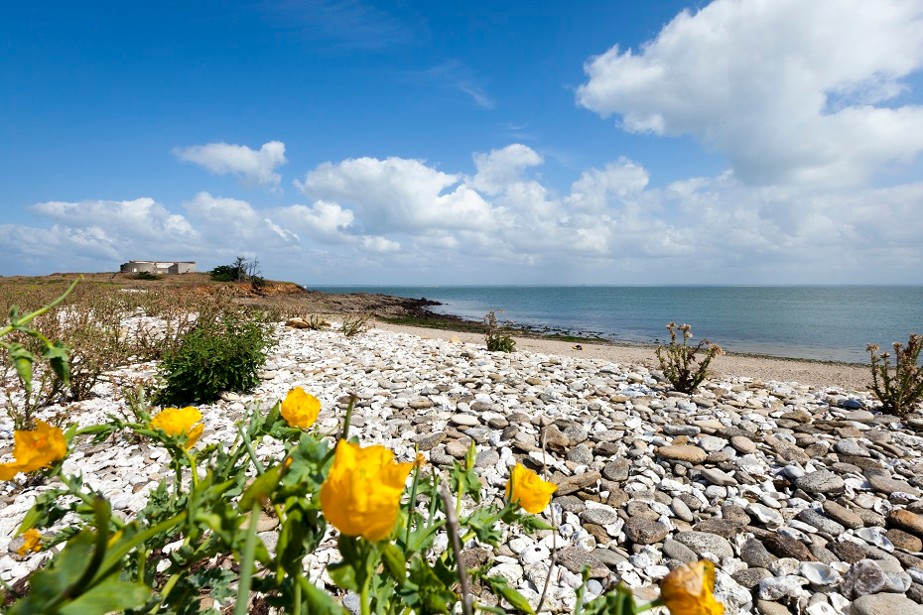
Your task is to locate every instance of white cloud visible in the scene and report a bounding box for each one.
[5,142,923,284]
[174,141,288,186]
[577,0,923,186]
[296,156,496,232]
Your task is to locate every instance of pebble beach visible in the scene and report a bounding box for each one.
[3,319,923,614]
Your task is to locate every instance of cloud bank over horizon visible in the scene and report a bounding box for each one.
[3,139,922,284]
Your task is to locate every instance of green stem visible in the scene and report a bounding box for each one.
[360,540,373,615]
[341,396,356,442]
[234,504,260,615]
[58,473,125,529]
[293,573,302,615]
[238,424,265,474]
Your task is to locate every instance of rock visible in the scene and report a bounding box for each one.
[795,470,846,495]
[796,509,846,535]
[662,538,699,564]
[758,575,808,601]
[656,444,707,464]
[673,531,734,560]
[734,567,773,589]
[475,449,500,468]
[886,528,923,552]
[624,518,670,545]
[580,507,619,526]
[450,413,478,427]
[842,559,890,599]
[867,474,922,498]
[566,444,594,465]
[542,425,571,453]
[889,509,923,538]
[730,435,757,454]
[847,593,923,615]
[555,471,601,496]
[414,431,446,451]
[602,458,630,482]
[700,468,737,486]
[835,438,871,457]
[763,533,815,561]
[756,599,796,615]
[741,537,777,568]
[823,501,865,530]
[556,548,609,578]
[830,540,870,564]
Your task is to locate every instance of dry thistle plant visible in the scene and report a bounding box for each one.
[655,322,722,394]
[868,333,923,418]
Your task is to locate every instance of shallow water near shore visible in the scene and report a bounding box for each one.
[313,285,923,363]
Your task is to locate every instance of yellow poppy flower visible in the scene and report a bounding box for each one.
[319,440,413,541]
[0,420,67,480]
[280,387,321,429]
[505,463,557,513]
[17,528,42,556]
[659,560,725,615]
[150,407,204,449]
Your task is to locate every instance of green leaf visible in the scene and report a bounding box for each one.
[238,460,286,511]
[299,577,348,614]
[42,341,70,387]
[57,579,152,615]
[485,576,535,614]
[9,344,35,394]
[380,542,406,585]
[326,560,359,593]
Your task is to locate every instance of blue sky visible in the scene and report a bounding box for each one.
[3,0,923,285]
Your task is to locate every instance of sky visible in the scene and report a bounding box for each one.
[2,0,923,285]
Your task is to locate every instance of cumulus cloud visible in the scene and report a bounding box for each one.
[577,0,923,186]
[174,141,288,186]
[296,156,496,232]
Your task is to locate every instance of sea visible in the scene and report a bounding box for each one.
[311,286,923,364]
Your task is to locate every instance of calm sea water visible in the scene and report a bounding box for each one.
[311,286,923,364]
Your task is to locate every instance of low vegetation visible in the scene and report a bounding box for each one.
[156,311,276,405]
[655,322,722,394]
[868,333,923,418]
[484,311,516,353]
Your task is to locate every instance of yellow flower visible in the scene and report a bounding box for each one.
[16,528,42,556]
[280,387,321,429]
[659,560,725,615]
[0,420,67,480]
[150,407,204,449]
[413,452,426,469]
[319,440,413,541]
[505,463,557,514]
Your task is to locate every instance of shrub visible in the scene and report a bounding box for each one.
[655,322,722,394]
[156,312,275,405]
[868,333,923,418]
[485,311,516,353]
[340,314,370,337]
[131,271,160,280]
[209,264,239,282]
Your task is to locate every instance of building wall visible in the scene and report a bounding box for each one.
[121,261,196,274]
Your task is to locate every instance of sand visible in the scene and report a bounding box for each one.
[372,320,872,392]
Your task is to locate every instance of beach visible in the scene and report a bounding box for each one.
[374,320,873,392]
[2,317,922,613]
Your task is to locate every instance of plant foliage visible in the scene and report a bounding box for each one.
[157,312,275,405]
[655,322,722,394]
[484,311,516,353]
[868,333,923,418]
